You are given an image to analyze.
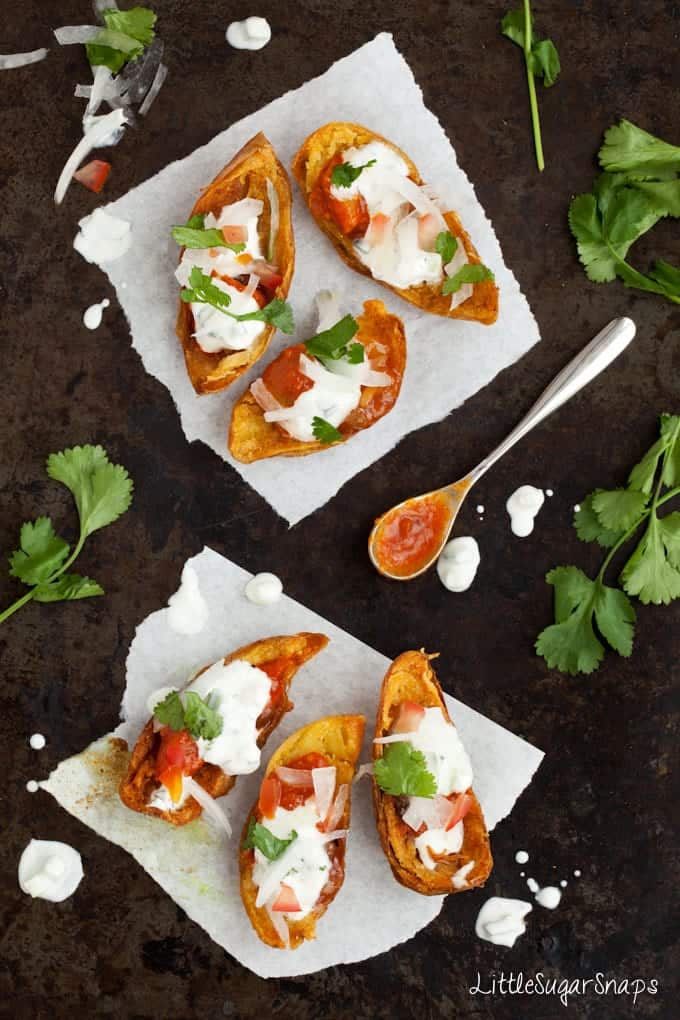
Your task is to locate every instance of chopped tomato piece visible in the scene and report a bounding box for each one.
[73,159,111,194]
[445,792,473,831]
[278,752,330,810]
[262,344,314,407]
[155,727,202,800]
[258,775,281,819]
[394,701,425,733]
[310,154,370,239]
[222,224,247,245]
[417,213,440,251]
[271,883,302,913]
[247,259,283,292]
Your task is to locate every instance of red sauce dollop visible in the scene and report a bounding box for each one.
[372,493,452,578]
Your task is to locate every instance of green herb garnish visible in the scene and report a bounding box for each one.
[373,742,437,798]
[502,2,561,171]
[536,414,680,675]
[154,689,223,740]
[435,231,458,264]
[331,159,376,188]
[442,263,495,295]
[86,6,157,74]
[171,214,246,253]
[243,819,297,860]
[1,445,133,625]
[569,120,680,306]
[312,417,343,445]
[181,266,294,333]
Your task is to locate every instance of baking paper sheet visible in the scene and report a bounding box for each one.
[43,547,544,978]
[84,33,540,525]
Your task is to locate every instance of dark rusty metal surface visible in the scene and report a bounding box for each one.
[1,1,678,1017]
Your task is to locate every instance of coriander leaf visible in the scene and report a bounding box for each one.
[529,38,560,87]
[633,180,680,219]
[648,259,680,297]
[435,231,458,264]
[87,8,157,74]
[374,742,437,797]
[442,263,494,295]
[347,342,365,364]
[569,193,616,283]
[501,8,529,48]
[154,691,185,730]
[602,188,663,259]
[621,515,680,605]
[629,414,680,492]
[171,221,246,253]
[593,584,636,657]
[591,488,649,532]
[186,214,205,229]
[47,446,134,539]
[599,119,680,176]
[184,691,223,741]
[241,297,295,335]
[312,417,343,444]
[304,315,359,360]
[536,567,605,675]
[9,518,69,586]
[181,267,295,334]
[243,819,297,860]
[32,574,104,603]
[331,159,376,188]
[574,493,624,548]
[660,513,680,569]
[103,6,157,46]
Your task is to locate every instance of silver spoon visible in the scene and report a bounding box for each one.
[368,316,636,580]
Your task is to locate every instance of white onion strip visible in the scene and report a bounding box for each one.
[324,784,348,833]
[266,178,279,262]
[320,829,348,843]
[250,378,282,414]
[266,902,290,947]
[312,766,336,822]
[373,734,410,744]
[243,273,259,302]
[54,25,101,45]
[183,777,232,837]
[0,49,49,70]
[275,766,313,786]
[54,107,126,204]
[138,61,167,116]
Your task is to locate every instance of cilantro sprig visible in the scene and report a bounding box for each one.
[304,314,362,363]
[536,414,680,675]
[154,689,223,740]
[243,818,297,860]
[502,2,561,172]
[331,159,376,188]
[442,263,495,295]
[312,418,343,444]
[1,445,133,625]
[86,6,157,74]
[374,742,437,798]
[435,231,458,264]
[569,120,680,305]
[172,214,246,253]
[181,266,294,334]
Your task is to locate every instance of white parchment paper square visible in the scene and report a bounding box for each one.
[43,548,544,978]
[86,33,540,525]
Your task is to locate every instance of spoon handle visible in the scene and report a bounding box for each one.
[468,316,636,484]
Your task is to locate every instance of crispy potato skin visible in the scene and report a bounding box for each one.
[291,122,498,325]
[228,298,406,463]
[176,132,295,394]
[119,633,328,826]
[240,714,365,949]
[372,650,493,895]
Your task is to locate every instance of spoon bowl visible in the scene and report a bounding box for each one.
[369,317,636,581]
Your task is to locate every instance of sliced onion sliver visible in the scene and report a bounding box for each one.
[320,829,348,843]
[183,777,232,837]
[383,171,448,229]
[353,762,374,783]
[402,794,451,833]
[266,178,279,263]
[275,766,313,786]
[243,273,259,302]
[312,766,336,822]
[138,61,167,116]
[54,25,101,45]
[0,48,49,70]
[74,83,92,98]
[84,63,115,123]
[373,733,410,744]
[250,378,282,414]
[324,783,348,833]
[266,901,290,947]
[54,107,126,205]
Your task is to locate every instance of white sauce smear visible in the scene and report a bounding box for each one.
[74,207,132,264]
[245,572,283,606]
[535,885,562,909]
[18,839,84,902]
[83,298,110,330]
[475,896,532,948]
[226,17,272,50]
[437,536,480,592]
[166,564,208,635]
[506,485,545,537]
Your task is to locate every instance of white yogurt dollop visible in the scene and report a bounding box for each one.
[245,572,283,606]
[437,536,480,592]
[73,208,132,264]
[18,839,84,902]
[506,485,545,537]
[475,896,532,948]
[226,17,272,50]
[536,885,562,909]
[167,564,208,635]
[83,298,110,330]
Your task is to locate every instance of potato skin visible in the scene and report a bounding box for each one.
[228,298,406,463]
[372,650,493,895]
[291,122,498,325]
[119,633,328,826]
[176,132,295,394]
[239,714,365,949]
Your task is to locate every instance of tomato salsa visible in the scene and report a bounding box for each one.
[372,492,452,578]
